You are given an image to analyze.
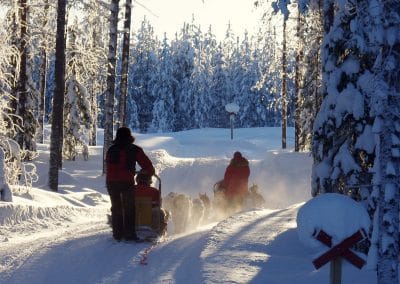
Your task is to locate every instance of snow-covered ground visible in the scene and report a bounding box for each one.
[0,127,377,283]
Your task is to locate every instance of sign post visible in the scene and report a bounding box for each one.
[312,229,367,284]
[225,103,239,140]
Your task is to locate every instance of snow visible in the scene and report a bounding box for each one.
[225,102,239,114]
[0,127,377,283]
[297,193,370,248]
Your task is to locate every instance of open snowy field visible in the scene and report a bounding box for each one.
[0,127,377,283]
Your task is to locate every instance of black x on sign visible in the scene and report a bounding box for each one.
[312,229,367,269]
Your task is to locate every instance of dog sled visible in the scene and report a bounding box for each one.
[212,180,266,220]
[107,173,168,242]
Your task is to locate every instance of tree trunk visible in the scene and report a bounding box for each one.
[89,27,98,146]
[89,90,97,146]
[117,0,132,128]
[16,0,28,149]
[38,1,49,144]
[103,0,120,173]
[48,0,67,191]
[281,19,287,149]
[294,9,304,152]
[9,9,19,132]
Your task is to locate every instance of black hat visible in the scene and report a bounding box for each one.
[114,127,135,145]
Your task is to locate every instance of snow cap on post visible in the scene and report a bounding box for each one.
[225,103,239,114]
[296,193,370,248]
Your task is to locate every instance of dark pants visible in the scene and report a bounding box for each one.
[108,187,136,240]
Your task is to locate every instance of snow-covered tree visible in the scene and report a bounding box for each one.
[236,34,266,127]
[77,0,108,146]
[193,26,215,128]
[366,0,400,281]
[129,17,158,132]
[207,45,230,128]
[312,0,375,196]
[169,23,196,131]
[151,35,176,132]
[297,1,324,152]
[62,22,92,161]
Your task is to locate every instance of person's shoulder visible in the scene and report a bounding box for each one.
[127,144,143,153]
[129,144,143,151]
[107,144,117,152]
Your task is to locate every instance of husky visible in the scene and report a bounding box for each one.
[247,184,266,208]
[198,193,211,224]
[163,192,192,234]
[82,144,89,161]
[190,197,205,229]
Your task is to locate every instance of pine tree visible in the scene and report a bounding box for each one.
[169,23,196,131]
[311,0,376,197]
[129,17,158,132]
[297,1,324,152]
[194,26,216,128]
[151,35,175,132]
[63,22,92,161]
[208,45,230,128]
[368,0,400,281]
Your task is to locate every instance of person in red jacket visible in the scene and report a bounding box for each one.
[135,170,160,207]
[106,127,155,241]
[135,170,168,235]
[221,151,250,211]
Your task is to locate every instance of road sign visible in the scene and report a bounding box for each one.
[312,229,367,269]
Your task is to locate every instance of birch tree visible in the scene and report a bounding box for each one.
[103,0,119,173]
[117,0,132,128]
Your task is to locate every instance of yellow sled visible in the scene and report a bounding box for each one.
[135,174,168,241]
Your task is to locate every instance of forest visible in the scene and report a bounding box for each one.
[0,0,399,283]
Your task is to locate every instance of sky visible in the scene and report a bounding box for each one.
[0,126,377,283]
[132,0,261,40]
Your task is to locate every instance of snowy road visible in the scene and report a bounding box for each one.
[0,206,296,284]
[0,204,377,284]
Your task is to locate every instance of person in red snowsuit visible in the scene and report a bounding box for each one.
[135,170,160,207]
[135,170,168,235]
[221,151,250,210]
[106,127,155,242]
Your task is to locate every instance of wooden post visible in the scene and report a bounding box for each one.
[229,113,234,140]
[330,257,342,284]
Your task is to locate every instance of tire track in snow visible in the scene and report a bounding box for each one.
[200,204,301,283]
[0,219,110,283]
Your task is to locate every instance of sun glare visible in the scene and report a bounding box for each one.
[133,0,260,40]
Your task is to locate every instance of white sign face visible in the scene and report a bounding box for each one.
[225,103,239,113]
